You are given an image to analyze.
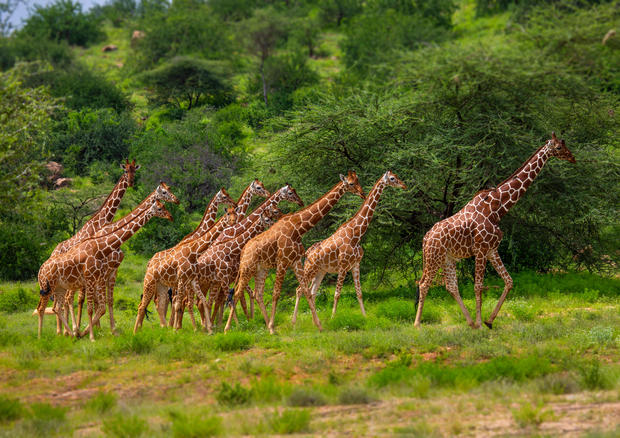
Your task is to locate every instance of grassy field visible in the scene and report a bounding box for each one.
[0,252,618,437]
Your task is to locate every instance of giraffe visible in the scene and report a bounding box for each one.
[37,200,173,340]
[50,159,140,258]
[415,133,575,329]
[225,171,366,334]
[292,171,407,323]
[69,182,180,334]
[173,207,283,331]
[134,204,237,333]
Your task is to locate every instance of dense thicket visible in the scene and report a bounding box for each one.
[0,0,617,281]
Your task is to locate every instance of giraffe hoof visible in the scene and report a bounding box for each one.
[484,321,493,329]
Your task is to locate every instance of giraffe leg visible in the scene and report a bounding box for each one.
[37,289,53,339]
[76,288,86,331]
[352,264,366,317]
[247,286,254,319]
[444,257,474,326]
[193,280,213,334]
[332,267,348,318]
[253,270,270,327]
[293,260,322,331]
[107,252,123,335]
[54,290,74,338]
[134,279,157,333]
[485,249,513,329]
[267,264,287,334]
[472,254,487,329]
[414,252,441,328]
[292,263,321,325]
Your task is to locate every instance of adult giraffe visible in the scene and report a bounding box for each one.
[415,133,575,329]
[37,200,173,340]
[293,171,406,322]
[225,171,365,334]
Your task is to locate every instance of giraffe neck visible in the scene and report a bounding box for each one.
[183,213,231,253]
[216,191,283,242]
[89,172,131,228]
[94,190,157,237]
[346,177,386,241]
[234,184,255,219]
[180,196,221,243]
[291,182,347,236]
[218,214,267,248]
[97,205,156,253]
[488,145,550,221]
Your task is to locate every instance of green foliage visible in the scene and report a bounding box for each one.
[212,332,253,352]
[0,396,22,423]
[26,402,68,436]
[85,391,117,414]
[338,386,375,404]
[141,57,233,110]
[0,287,38,313]
[216,382,252,407]
[376,299,416,322]
[169,410,222,437]
[0,222,49,281]
[102,413,149,438]
[512,401,554,428]
[49,108,137,175]
[328,310,366,330]
[579,360,616,390]
[536,373,580,395]
[286,387,327,407]
[267,409,311,434]
[19,0,104,47]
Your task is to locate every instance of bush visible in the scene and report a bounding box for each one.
[267,409,311,434]
[328,311,366,331]
[216,382,251,407]
[0,396,23,423]
[0,288,38,313]
[512,401,554,428]
[287,387,327,407]
[26,402,68,436]
[579,360,615,391]
[212,332,253,352]
[102,414,149,438]
[85,391,117,414]
[0,222,48,281]
[169,411,222,437]
[376,299,416,322]
[338,387,375,405]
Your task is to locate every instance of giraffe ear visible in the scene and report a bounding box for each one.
[120,162,126,170]
[135,164,141,170]
[551,131,557,140]
[339,174,347,183]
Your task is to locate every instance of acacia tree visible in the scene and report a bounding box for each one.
[241,8,288,105]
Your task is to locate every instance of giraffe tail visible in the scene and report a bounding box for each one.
[39,281,50,296]
[414,285,420,309]
[168,288,173,302]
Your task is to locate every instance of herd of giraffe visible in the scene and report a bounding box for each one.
[36,133,576,340]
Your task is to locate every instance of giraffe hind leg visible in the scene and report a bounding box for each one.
[485,249,513,329]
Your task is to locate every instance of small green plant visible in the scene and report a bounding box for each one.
[85,391,117,414]
[579,360,615,390]
[268,409,311,434]
[512,401,554,428]
[0,288,38,313]
[212,332,253,352]
[376,299,416,322]
[338,387,375,405]
[328,311,366,331]
[0,395,23,423]
[216,382,252,407]
[26,402,68,436]
[287,387,327,407]
[536,373,579,395]
[102,413,149,438]
[169,410,222,437]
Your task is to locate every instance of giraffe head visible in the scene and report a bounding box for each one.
[339,171,366,199]
[224,206,237,226]
[546,132,576,163]
[260,210,279,229]
[217,188,237,208]
[281,184,304,207]
[120,159,140,187]
[151,200,173,221]
[383,170,407,189]
[265,205,283,221]
[156,182,180,204]
[250,179,271,199]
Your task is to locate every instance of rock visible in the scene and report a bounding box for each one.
[55,178,73,189]
[45,161,63,182]
[131,30,145,47]
[102,44,118,52]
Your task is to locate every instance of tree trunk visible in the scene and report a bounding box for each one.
[261,59,268,105]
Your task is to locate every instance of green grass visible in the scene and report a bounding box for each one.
[0,257,618,436]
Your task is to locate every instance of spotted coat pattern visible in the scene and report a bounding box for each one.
[225,171,366,334]
[415,133,576,329]
[293,171,406,322]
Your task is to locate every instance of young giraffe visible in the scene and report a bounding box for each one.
[225,171,366,334]
[174,207,283,331]
[50,159,140,257]
[70,182,180,334]
[37,200,173,340]
[292,171,407,323]
[415,133,576,329]
[160,180,270,309]
[134,204,237,333]
[177,180,269,245]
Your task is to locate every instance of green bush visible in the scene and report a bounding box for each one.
[338,387,375,405]
[169,410,222,437]
[216,382,252,407]
[102,414,149,438]
[328,311,366,331]
[267,409,311,434]
[0,288,38,313]
[85,391,117,414]
[579,360,615,391]
[212,332,253,352]
[0,396,23,423]
[287,387,327,407]
[26,402,68,436]
[376,299,416,322]
[0,222,48,281]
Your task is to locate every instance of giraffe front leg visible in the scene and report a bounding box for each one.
[352,264,366,317]
[37,288,54,339]
[485,249,513,329]
[246,286,254,319]
[55,290,74,338]
[268,265,287,334]
[444,258,474,327]
[473,254,487,329]
[76,288,86,331]
[332,267,348,318]
[414,253,441,328]
[134,279,157,333]
[293,260,322,332]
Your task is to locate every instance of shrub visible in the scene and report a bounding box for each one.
[338,387,375,405]
[512,401,554,428]
[216,382,251,407]
[536,373,579,395]
[26,402,68,436]
[287,387,327,407]
[328,311,366,331]
[212,332,253,352]
[579,360,615,391]
[376,299,416,322]
[268,409,311,434]
[102,414,149,438]
[169,411,222,437]
[85,391,117,414]
[0,396,23,423]
[0,288,38,313]
[0,222,48,281]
